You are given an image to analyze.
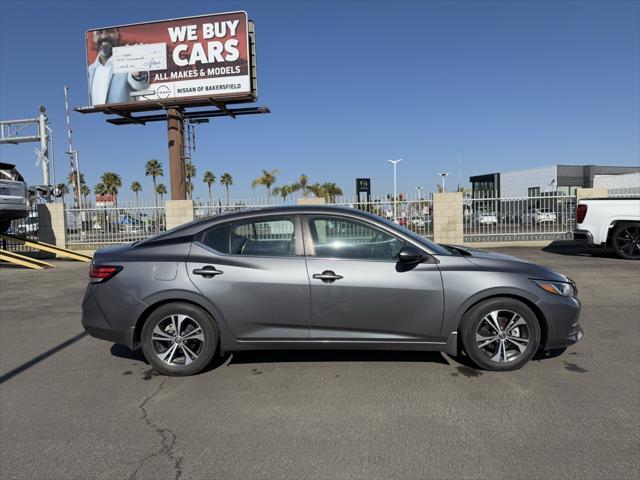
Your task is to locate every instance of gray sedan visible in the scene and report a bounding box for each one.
[82,206,583,376]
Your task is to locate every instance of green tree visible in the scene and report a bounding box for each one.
[94,182,107,196]
[65,171,86,206]
[155,183,167,201]
[308,182,343,202]
[56,183,69,204]
[81,184,91,206]
[308,182,324,198]
[185,161,197,199]
[100,172,122,205]
[202,171,216,202]
[145,159,164,205]
[251,169,279,199]
[273,184,294,201]
[131,181,142,205]
[220,172,233,206]
[293,174,309,197]
[321,182,343,203]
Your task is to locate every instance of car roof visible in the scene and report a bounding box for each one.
[140,205,377,244]
[0,162,17,170]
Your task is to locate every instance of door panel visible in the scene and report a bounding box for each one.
[306,258,444,340]
[303,215,444,341]
[187,236,310,341]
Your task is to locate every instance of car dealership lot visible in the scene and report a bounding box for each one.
[1,244,638,480]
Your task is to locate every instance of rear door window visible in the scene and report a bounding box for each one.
[231,218,296,257]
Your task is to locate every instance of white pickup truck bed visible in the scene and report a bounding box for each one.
[574,197,640,259]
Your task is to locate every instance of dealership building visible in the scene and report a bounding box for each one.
[470,164,640,198]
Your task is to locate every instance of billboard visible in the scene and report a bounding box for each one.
[85,11,255,109]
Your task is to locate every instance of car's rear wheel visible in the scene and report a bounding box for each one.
[460,298,540,371]
[611,222,640,260]
[141,303,218,376]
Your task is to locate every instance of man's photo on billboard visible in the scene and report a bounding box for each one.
[88,28,149,105]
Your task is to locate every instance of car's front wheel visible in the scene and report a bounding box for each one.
[141,302,218,376]
[460,298,541,371]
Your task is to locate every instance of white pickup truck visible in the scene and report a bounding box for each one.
[574,197,640,259]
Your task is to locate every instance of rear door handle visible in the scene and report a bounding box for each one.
[192,266,224,278]
[312,270,343,283]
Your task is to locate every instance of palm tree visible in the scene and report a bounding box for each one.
[66,171,85,206]
[100,172,122,205]
[293,174,309,197]
[145,159,164,205]
[185,161,197,199]
[220,173,233,206]
[321,182,343,203]
[273,184,294,201]
[202,171,216,202]
[308,182,325,198]
[56,183,69,204]
[131,181,142,205]
[252,169,279,199]
[155,183,167,201]
[94,182,108,196]
[81,184,91,206]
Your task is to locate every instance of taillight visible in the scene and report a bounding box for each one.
[89,265,122,283]
[576,204,588,224]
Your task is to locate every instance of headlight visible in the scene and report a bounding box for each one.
[532,280,575,297]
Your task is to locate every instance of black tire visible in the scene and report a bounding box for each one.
[141,302,218,376]
[460,297,541,371]
[610,222,640,260]
[0,220,10,234]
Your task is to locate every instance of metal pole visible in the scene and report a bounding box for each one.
[38,106,50,188]
[388,159,402,220]
[167,107,187,200]
[75,150,83,209]
[64,85,81,208]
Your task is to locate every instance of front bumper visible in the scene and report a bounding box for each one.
[537,294,584,350]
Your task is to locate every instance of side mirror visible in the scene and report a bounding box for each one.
[398,245,426,265]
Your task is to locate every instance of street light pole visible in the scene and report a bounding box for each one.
[387,159,402,220]
[438,172,449,193]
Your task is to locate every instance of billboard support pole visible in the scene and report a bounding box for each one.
[167,107,187,200]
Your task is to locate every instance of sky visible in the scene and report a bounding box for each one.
[1,0,639,201]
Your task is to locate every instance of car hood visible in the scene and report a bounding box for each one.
[442,244,570,282]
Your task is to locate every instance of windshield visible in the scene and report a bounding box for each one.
[373,214,451,255]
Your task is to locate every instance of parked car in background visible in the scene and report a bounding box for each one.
[574,197,640,260]
[83,206,582,376]
[0,162,28,233]
[15,211,38,236]
[474,212,498,225]
[521,208,557,224]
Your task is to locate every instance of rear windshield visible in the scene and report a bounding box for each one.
[0,165,24,182]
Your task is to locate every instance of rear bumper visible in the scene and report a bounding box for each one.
[573,229,593,243]
[81,288,137,348]
[0,207,29,220]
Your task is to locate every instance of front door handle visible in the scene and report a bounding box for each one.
[312,270,343,283]
[192,266,224,278]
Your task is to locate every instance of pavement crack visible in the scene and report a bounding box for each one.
[129,377,183,480]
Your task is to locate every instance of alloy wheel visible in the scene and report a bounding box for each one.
[475,310,531,363]
[614,225,640,259]
[151,314,205,366]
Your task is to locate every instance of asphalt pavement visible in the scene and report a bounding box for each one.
[1,243,639,480]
